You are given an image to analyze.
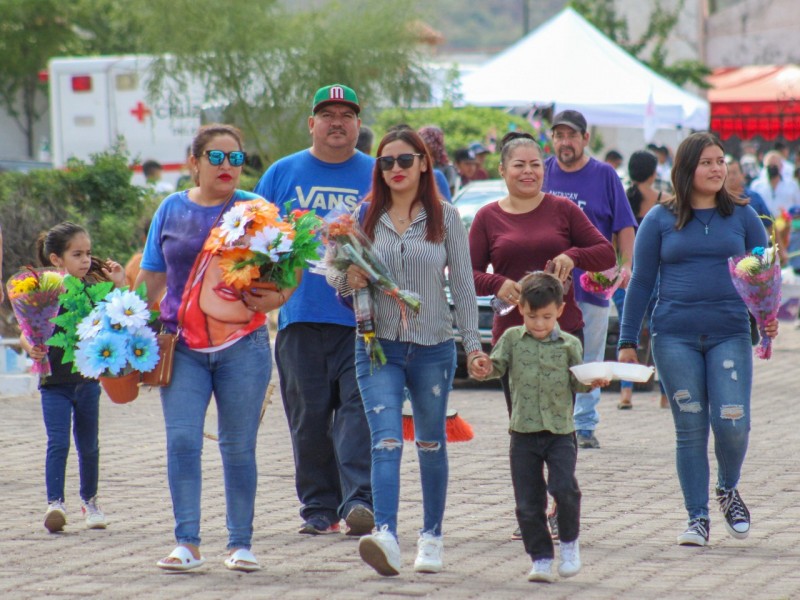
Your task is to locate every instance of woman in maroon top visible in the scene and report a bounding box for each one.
[469,132,615,394]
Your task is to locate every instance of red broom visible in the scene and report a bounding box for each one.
[401,402,474,443]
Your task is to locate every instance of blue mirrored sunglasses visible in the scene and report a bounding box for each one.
[204,150,246,167]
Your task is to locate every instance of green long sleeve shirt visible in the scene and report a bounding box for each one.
[486,326,587,434]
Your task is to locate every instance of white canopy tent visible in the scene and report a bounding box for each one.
[459,8,709,133]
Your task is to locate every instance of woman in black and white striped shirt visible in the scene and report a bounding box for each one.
[337,128,489,577]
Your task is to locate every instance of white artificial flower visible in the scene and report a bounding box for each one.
[76,306,106,339]
[105,289,150,330]
[274,236,293,254]
[250,226,282,255]
[220,204,251,244]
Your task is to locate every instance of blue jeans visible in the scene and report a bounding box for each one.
[40,381,101,503]
[356,338,455,539]
[651,332,752,520]
[611,289,633,391]
[574,302,610,432]
[275,323,372,524]
[161,328,270,550]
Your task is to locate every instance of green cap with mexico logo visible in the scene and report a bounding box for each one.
[312,83,361,115]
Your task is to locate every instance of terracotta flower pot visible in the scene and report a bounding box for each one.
[99,370,141,404]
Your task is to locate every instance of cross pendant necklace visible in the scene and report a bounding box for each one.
[693,210,716,235]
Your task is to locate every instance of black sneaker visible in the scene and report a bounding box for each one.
[511,526,522,541]
[576,431,600,449]
[677,517,710,546]
[298,517,340,535]
[716,488,750,539]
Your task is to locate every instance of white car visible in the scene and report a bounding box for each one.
[452,179,507,231]
[450,181,507,376]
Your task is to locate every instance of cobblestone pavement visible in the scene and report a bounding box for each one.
[1,327,799,600]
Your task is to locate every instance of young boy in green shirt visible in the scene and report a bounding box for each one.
[475,271,608,583]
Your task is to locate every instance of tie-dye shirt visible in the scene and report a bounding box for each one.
[141,189,262,333]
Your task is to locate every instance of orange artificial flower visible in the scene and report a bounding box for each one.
[244,199,280,231]
[276,220,295,239]
[204,227,227,253]
[218,247,260,288]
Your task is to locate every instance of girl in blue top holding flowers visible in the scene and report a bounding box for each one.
[20,222,125,533]
[618,132,779,547]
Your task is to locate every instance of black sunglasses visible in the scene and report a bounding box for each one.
[204,150,246,167]
[377,153,422,171]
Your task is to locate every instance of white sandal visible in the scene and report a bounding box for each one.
[156,546,205,572]
[224,548,261,572]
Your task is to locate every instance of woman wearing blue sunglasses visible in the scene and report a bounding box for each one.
[137,124,291,573]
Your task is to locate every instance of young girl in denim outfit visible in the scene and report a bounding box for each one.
[20,222,125,532]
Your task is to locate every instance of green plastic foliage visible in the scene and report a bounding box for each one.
[46,277,155,371]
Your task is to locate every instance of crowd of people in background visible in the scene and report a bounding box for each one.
[9,80,792,585]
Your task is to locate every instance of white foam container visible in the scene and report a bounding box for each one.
[570,361,654,384]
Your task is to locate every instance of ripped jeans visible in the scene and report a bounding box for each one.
[355,338,455,539]
[651,332,752,520]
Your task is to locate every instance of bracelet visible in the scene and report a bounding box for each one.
[617,341,638,351]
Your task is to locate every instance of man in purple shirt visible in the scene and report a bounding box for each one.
[543,110,637,449]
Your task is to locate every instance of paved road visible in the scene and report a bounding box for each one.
[2,327,800,599]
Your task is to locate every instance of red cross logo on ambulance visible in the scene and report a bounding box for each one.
[130,101,152,123]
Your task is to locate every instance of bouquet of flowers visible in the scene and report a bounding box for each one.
[48,277,160,378]
[579,256,629,300]
[322,211,421,314]
[318,210,422,370]
[729,245,781,359]
[6,268,65,374]
[204,199,322,291]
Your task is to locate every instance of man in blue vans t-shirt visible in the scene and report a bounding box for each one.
[254,84,374,537]
[543,110,637,450]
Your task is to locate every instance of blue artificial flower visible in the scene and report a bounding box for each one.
[752,247,765,256]
[75,331,128,377]
[127,327,160,373]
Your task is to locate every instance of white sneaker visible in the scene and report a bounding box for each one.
[414,532,443,573]
[558,539,581,578]
[359,526,401,576]
[44,501,66,533]
[81,497,107,529]
[527,558,555,583]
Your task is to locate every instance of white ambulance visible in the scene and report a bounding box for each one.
[48,55,205,186]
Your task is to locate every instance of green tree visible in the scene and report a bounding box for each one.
[0,2,78,158]
[372,105,549,177]
[1,0,429,165]
[0,0,143,159]
[136,0,430,164]
[570,0,711,88]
